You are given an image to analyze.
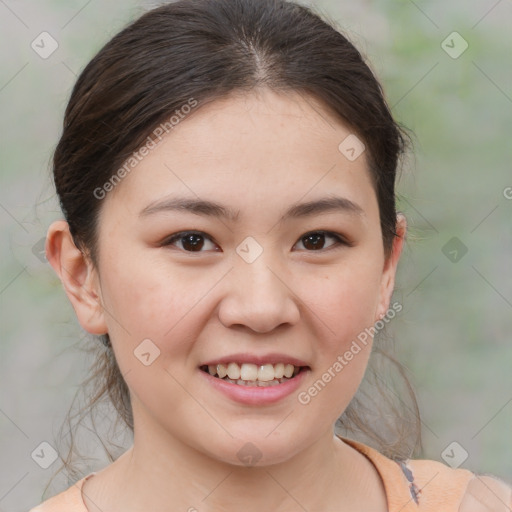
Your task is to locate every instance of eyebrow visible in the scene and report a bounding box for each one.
[139,195,365,222]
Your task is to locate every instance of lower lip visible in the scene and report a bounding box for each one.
[199,368,309,405]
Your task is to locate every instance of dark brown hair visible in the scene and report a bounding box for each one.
[47,0,420,494]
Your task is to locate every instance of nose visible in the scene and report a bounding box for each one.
[218,256,301,333]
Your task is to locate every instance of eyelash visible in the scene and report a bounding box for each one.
[161,230,352,253]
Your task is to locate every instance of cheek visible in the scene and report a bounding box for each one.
[98,257,206,424]
[99,252,212,338]
[297,259,383,344]
[97,252,224,388]
[296,276,377,422]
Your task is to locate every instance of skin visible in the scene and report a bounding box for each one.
[47,88,406,512]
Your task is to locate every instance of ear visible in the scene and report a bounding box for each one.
[375,213,407,322]
[45,220,108,335]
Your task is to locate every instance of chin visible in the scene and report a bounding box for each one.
[198,430,309,468]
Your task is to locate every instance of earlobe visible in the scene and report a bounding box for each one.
[46,220,108,335]
[375,213,407,321]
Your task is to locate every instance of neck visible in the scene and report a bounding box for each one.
[107,421,364,511]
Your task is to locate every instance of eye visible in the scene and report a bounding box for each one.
[293,231,350,252]
[161,230,351,253]
[162,231,219,252]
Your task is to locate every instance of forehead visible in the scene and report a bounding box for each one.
[102,88,377,221]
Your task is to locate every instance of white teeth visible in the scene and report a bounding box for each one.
[227,362,241,380]
[204,362,304,383]
[273,363,285,379]
[283,364,294,378]
[240,363,258,381]
[257,364,275,382]
[217,363,228,379]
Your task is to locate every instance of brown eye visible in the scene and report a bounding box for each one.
[163,231,218,252]
[302,232,326,250]
[180,233,205,251]
[295,231,348,251]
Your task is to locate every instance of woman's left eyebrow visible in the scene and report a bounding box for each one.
[139,195,365,222]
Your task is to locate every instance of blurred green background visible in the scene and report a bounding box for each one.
[1,0,511,510]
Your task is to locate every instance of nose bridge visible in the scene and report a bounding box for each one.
[218,244,300,332]
[234,234,280,292]
[237,251,281,298]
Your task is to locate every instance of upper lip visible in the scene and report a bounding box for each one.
[201,353,310,368]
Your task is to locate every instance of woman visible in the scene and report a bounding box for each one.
[31,0,511,510]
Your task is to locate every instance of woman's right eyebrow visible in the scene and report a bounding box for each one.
[139,195,366,223]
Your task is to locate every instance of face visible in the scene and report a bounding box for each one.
[50,88,405,467]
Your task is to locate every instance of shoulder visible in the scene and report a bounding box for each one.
[27,475,90,512]
[340,438,511,511]
[407,459,512,511]
[457,474,512,512]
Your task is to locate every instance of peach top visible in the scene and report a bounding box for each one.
[29,437,507,511]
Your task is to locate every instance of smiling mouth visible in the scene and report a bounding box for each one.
[199,362,308,387]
